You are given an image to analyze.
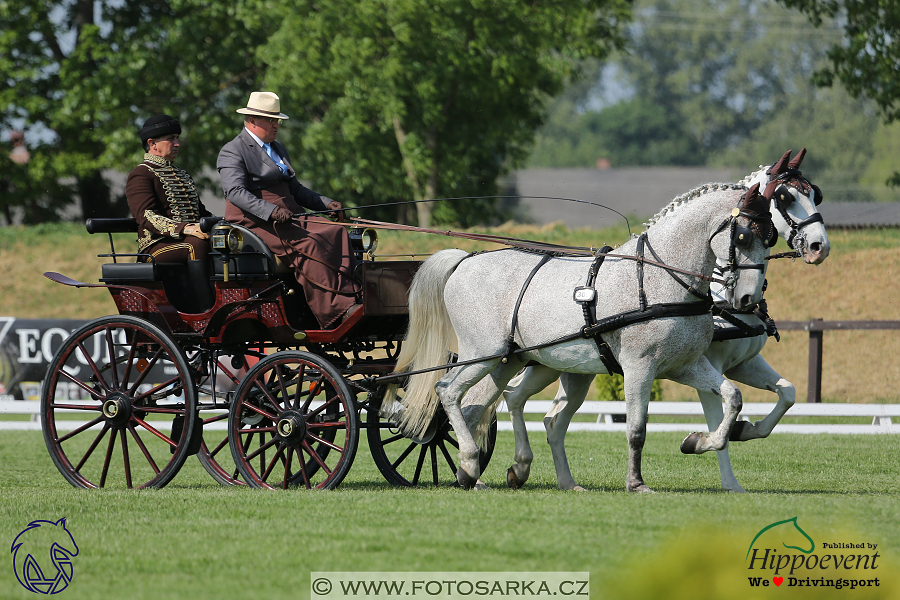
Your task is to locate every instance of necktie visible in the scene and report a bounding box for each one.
[263,143,287,175]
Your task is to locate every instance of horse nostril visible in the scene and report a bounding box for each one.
[740,294,754,308]
[809,241,821,253]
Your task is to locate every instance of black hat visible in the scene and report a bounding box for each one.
[139,114,181,144]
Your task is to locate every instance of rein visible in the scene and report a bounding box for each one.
[349,217,732,287]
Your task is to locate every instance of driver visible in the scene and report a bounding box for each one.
[216,92,360,329]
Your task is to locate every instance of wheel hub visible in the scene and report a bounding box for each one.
[276,410,307,444]
[101,392,132,427]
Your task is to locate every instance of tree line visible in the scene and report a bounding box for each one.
[2,0,898,228]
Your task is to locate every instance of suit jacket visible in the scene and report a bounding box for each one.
[216,129,327,221]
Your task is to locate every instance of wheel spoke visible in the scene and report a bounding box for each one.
[99,427,117,487]
[282,446,293,490]
[127,346,164,396]
[244,432,279,462]
[301,439,331,474]
[74,423,111,472]
[106,329,121,390]
[307,432,343,453]
[390,441,418,470]
[260,444,286,483]
[297,445,312,489]
[412,445,427,486]
[430,443,440,485]
[77,340,113,394]
[132,417,178,448]
[128,424,160,474]
[56,416,104,444]
[120,429,133,489]
[438,438,458,476]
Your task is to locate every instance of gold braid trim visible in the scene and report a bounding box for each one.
[137,154,205,251]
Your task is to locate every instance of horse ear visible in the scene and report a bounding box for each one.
[769,150,792,175]
[742,182,767,215]
[788,147,807,169]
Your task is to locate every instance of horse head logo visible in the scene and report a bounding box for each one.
[746,516,815,561]
[10,518,79,594]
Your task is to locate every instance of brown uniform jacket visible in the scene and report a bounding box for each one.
[126,154,212,252]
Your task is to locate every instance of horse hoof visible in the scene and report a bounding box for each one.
[628,483,655,493]
[506,467,523,489]
[572,485,587,492]
[474,480,491,491]
[680,432,704,454]
[456,467,478,489]
[729,420,752,442]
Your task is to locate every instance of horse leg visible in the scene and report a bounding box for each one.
[623,369,655,493]
[675,357,742,455]
[545,373,592,491]
[503,365,562,489]
[725,355,795,441]
[696,389,746,493]
[436,358,521,488]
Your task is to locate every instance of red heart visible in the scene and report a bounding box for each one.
[773,577,783,586]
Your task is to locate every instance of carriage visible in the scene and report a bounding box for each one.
[40,215,495,490]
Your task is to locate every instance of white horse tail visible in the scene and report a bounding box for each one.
[383,248,469,437]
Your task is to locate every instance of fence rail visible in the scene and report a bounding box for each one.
[776,320,900,403]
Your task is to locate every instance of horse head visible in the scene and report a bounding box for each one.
[744,148,830,264]
[710,183,773,310]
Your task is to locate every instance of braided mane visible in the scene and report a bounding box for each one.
[643,182,747,229]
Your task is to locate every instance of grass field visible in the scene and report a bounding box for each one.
[1,429,898,599]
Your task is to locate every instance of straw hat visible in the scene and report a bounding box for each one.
[236,91,290,120]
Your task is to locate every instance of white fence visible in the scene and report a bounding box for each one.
[494,401,898,434]
[3,398,896,434]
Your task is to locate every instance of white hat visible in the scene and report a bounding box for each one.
[236,91,290,119]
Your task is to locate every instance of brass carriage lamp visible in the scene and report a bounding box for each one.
[348,227,378,260]
[211,223,244,281]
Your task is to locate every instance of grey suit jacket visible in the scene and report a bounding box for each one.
[216,129,328,221]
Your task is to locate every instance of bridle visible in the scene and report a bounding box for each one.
[764,168,824,251]
[708,186,776,291]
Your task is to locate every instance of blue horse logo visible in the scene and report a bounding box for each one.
[11,518,79,594]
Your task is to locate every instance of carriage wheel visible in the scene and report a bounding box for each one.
[366,388,497,487]
[228,351,359,490]
[40,316,197,489]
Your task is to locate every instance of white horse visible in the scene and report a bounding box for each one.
[479,149,829,493]
[385,182,774,492]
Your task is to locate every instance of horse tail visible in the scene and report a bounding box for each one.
[384,248,469,437]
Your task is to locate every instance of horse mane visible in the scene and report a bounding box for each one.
[643,182,747,229]
[736,166,769,188]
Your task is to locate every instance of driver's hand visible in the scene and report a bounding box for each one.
[322,198,343,220]
[183,223,209,239]
[270,207,294,223]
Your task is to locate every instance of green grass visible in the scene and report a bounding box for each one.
[2,430,898,600]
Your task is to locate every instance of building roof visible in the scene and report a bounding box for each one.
[511,168,900,230]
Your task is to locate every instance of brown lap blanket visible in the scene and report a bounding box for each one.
[225,185,359,328]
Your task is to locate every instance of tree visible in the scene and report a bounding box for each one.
[778,0,900,185]
[0,0,266,223]
[530,0,865,168]
[250,0,631,227]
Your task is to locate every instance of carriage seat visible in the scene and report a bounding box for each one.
[86,217,216,313]
[207,221,292,280]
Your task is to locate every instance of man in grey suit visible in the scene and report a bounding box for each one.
[217,91,360,329]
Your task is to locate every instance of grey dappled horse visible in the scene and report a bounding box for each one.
[386,182,774,492]
[475,149,828,493]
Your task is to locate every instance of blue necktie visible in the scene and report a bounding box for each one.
[263,143,287,175]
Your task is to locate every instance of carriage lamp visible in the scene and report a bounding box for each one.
[349,227,378,259]
[211,223,245,282]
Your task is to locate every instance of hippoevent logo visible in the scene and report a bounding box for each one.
[746,516,881,590]
[10,518,79,594]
